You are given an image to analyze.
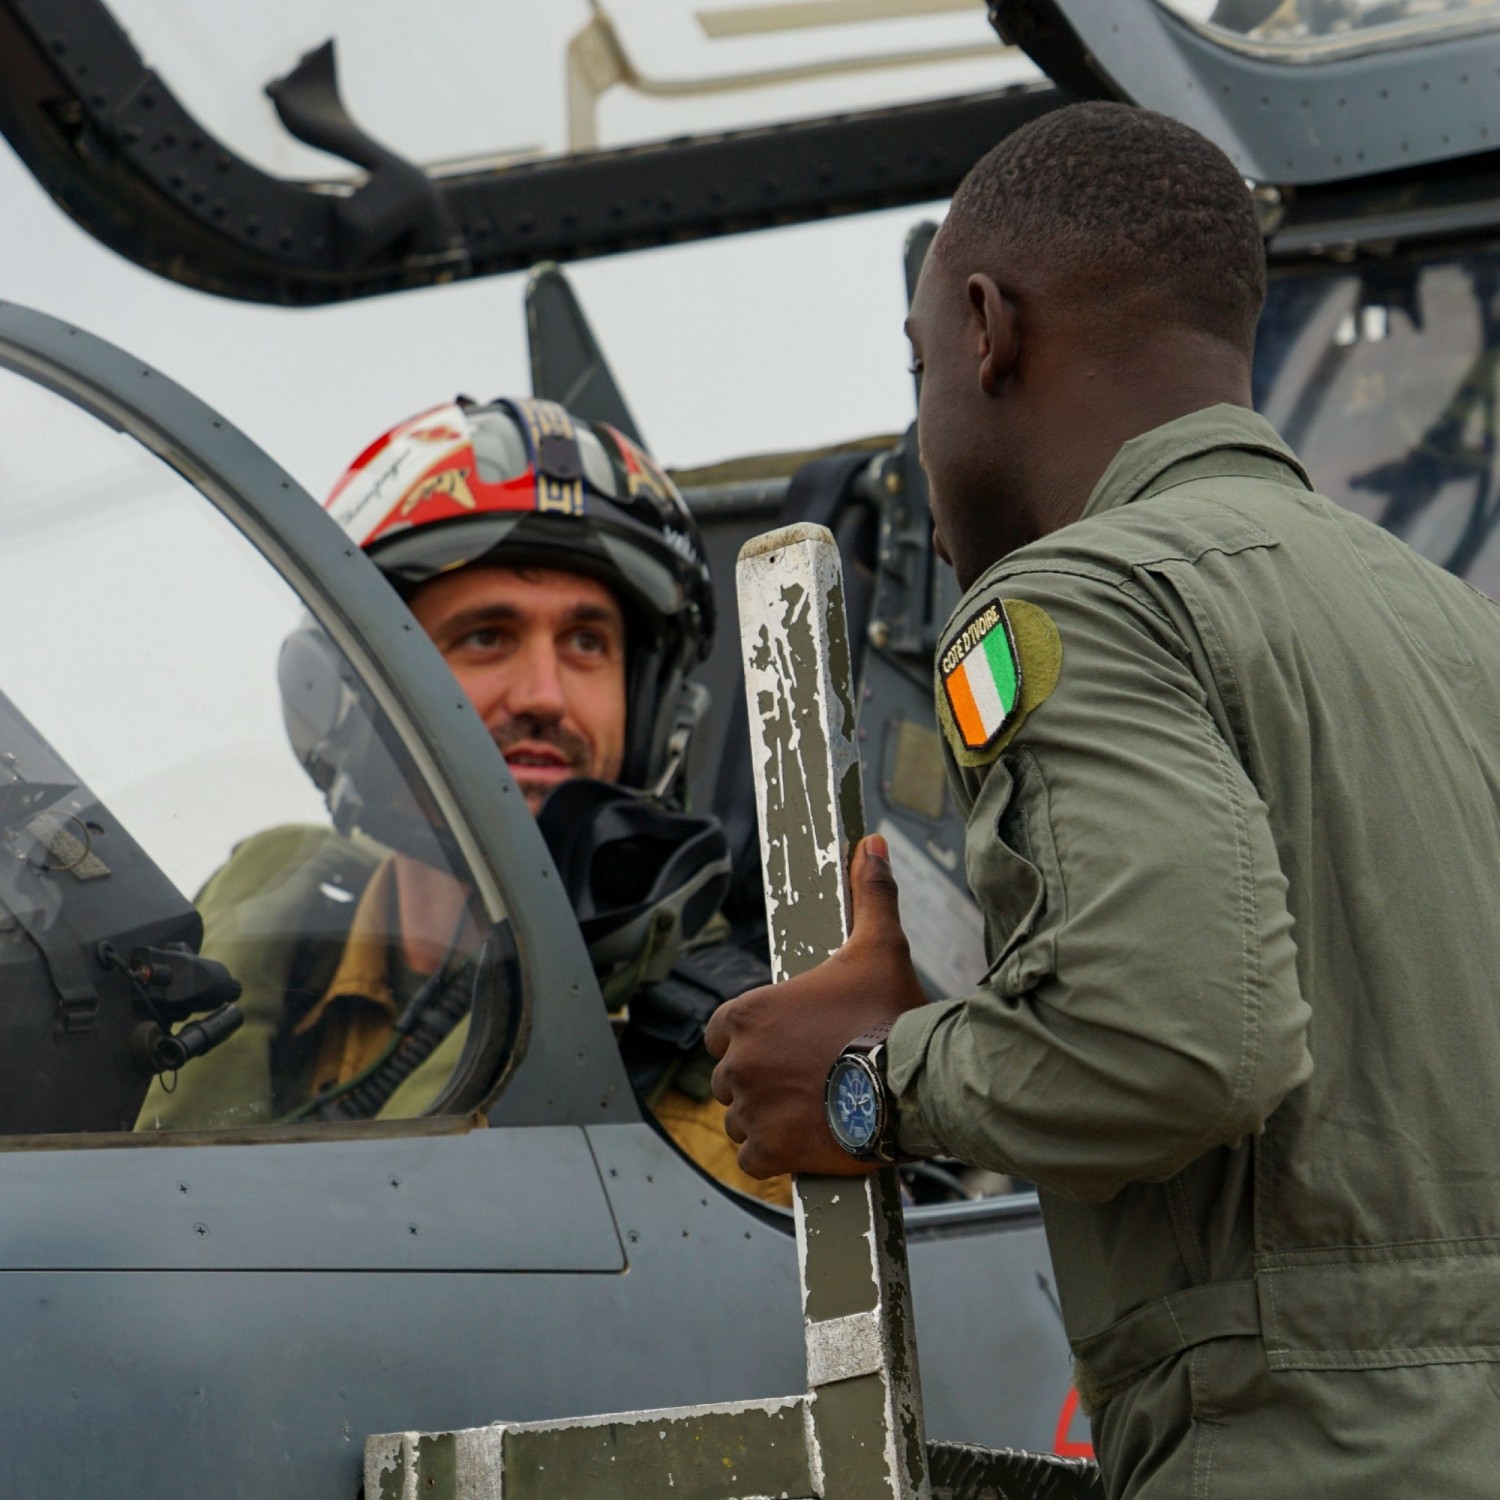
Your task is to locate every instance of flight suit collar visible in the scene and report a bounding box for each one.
[297,855,402,1034]
[1080,403,1312,523]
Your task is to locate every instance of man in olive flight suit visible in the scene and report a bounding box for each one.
[707,103,1500,1495]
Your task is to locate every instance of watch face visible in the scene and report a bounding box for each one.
[827,1056,881,1153]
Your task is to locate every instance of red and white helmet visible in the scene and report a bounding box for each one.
[323,396,714,796]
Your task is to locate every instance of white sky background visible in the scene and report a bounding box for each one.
[0,0,1039,893]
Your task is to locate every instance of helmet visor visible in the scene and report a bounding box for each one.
[368,512,691,618]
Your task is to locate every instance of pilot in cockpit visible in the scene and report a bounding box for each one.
[136,396,791,1208]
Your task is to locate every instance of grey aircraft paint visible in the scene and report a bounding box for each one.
[0,305,1070,1499]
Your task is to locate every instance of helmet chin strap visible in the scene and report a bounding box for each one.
[646,723,691,802]
[644,682,709,803]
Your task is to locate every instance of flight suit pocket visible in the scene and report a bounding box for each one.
[964,749,1059,995]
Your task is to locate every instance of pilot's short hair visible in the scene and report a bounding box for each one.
[942,102,1267,354]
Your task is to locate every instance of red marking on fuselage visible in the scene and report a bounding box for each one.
[1054,1386,1095,1459]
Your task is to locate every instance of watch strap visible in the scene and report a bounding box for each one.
[844,1022,894,1054]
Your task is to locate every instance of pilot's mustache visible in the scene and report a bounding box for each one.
[491,717,591,770]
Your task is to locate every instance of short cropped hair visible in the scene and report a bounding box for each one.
[942,102,1266,353]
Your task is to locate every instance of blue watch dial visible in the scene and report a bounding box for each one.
[828,1057,881,1152]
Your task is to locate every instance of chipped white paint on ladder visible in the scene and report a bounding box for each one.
[366,1395,814,1499]
[739,525,930,1500]
[806,1308,886,1386]
[737,523,860,978]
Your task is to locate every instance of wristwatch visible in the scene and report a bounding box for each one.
[824,1023,902,1163]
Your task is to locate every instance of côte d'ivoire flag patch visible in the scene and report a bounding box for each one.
[940,600,1022,753]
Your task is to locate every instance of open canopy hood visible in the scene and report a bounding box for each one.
[0,0,1497,305]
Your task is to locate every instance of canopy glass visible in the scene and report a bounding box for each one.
[1156,0,1500,60]
[104,0,1038,179]
[0,361,507,1136]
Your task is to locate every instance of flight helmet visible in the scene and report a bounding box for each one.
[317,396,715,800]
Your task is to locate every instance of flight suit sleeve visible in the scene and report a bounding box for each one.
[135,825,361,1131]
[885,566,1312,1204]
[135,833,294,1131]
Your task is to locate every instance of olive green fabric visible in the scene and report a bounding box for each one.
[886,404,1500,1498]
[137,825,383,1131]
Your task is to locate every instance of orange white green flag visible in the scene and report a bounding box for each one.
[939,600,1022,753]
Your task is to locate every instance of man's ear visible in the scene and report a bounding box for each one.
[968,274,1018,397]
